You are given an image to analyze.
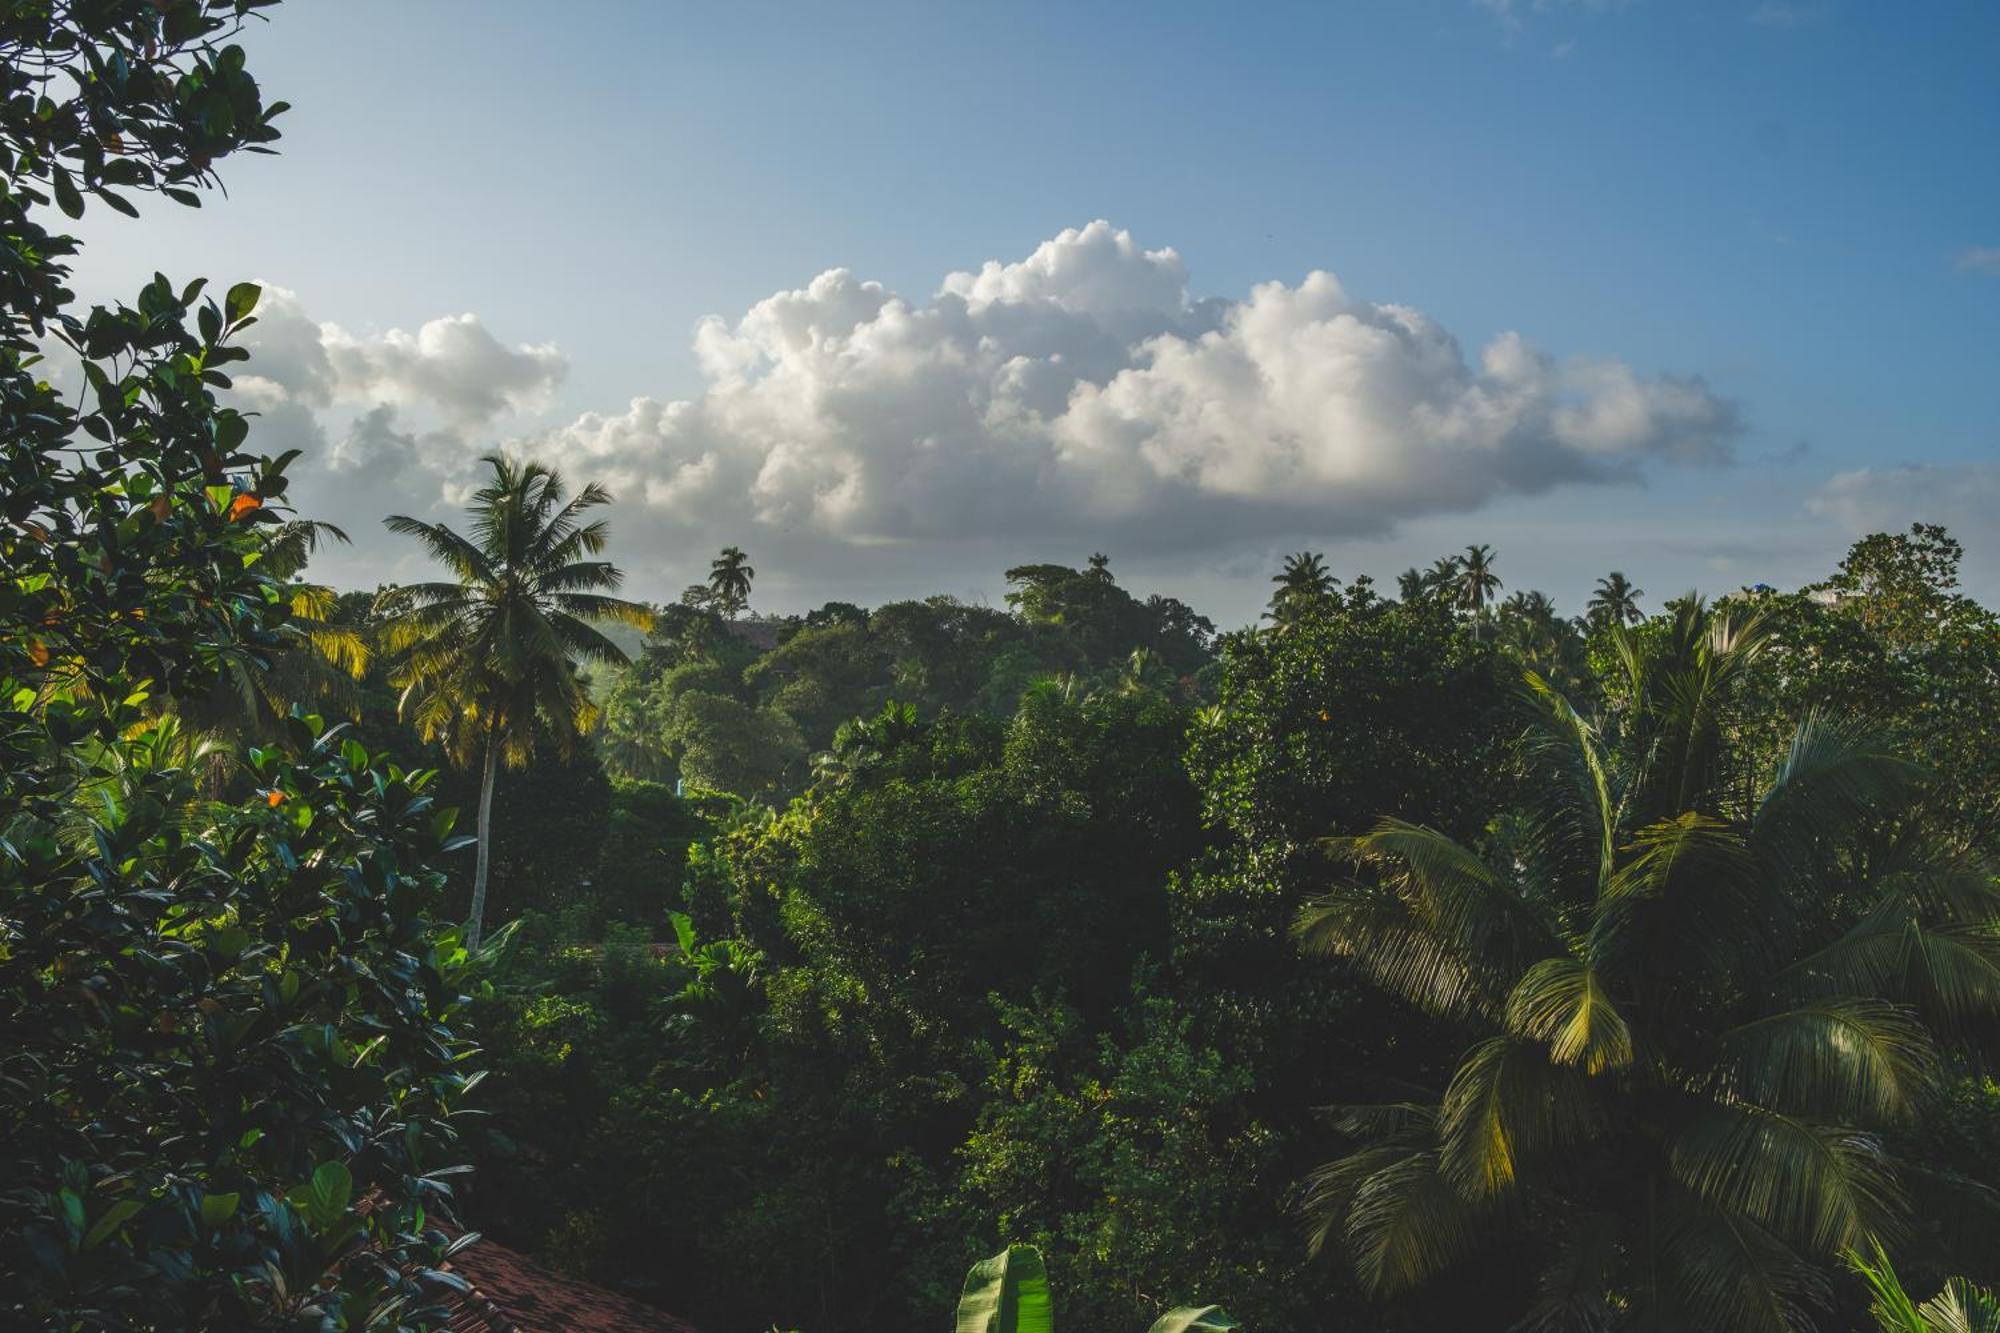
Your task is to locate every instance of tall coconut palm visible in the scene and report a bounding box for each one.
[1588,571,1645,629]
[1295,599,2000,1331]
[708,545,755,619]
[1269,550,1337,625]
[1397,567,1429,602]
[1455,543,1501,615]
[1086,551,1115,583]
[378,455,652,949]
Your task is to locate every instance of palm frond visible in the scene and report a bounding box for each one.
[1718,999,1935,1123]
[1332,819,1562,996]
[1296,884,1485,1018]
[1754,714,1926,886]
[1522,671,1619,903]
[1849,1243,1935,1333]
[383,513,497,584]
[1504,957,1634,1074]
[549,589,654,629]
[1658,1193,1829,1333]
[1667,1102,1903,1254]
[1303,1136,1493,1295]
[547,611,631,668]
[1515,1214,1621,1333]
[1592,813,1767,986]
[1438,1035,1600,1198]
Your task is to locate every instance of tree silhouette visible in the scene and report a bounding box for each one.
[1588,570,1645,628]
[708,546,756,619]
[1455,543,1501,615]
[1268,550,1337,625]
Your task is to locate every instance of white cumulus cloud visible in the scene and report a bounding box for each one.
[236,287,567,427]
[233,227,1742,608]
[523,220,1738,554]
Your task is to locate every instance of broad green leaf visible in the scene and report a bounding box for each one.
[200,1191,241,1229]
[295,1160,353,1230]
[956,1245,1055,1333]
[225,281,262,323]
[83,1198,143,1249]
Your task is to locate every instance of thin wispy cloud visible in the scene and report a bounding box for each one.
[1476,0,1627,17]
[1955,246,2000,276]
[1809,463,2000,547]
[1748,2,1832,28]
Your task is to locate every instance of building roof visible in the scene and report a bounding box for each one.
[443,1235,699,1333]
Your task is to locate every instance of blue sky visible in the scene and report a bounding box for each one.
[76,0,2000,623]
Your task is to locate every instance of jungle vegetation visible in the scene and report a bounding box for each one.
[5,6,2000,1333]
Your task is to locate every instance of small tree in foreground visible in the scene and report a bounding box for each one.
[1,2,481,1322]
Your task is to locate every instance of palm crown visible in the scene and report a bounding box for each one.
[1588,571,1645,629]
[708,545,756,618]
[1269,550,1337,623]
[1456,543,1501,614]
[1296,599,2000,1331]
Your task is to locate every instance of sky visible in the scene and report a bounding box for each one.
[71,0,2000,627]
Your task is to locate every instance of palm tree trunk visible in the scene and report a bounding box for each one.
[468,732,499,952]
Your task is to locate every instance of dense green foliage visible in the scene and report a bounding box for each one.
[596,555,1218,802]
[444,530,2000,1332]
[0,4,478,1325]
[1299,600,1998,1328]
[8,8,2000,1332]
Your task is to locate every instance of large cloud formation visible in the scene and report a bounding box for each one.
[233,288,568,536]
[528,221,1737,553]
[236,222,1742,604]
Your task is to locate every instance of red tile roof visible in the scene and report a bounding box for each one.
[443,1235,699,1332]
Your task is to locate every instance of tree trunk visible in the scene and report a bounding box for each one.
[467,733,499,952]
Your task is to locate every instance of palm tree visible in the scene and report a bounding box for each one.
[1455,543,1500,615]
[1397,567,1429,602]
[1588,571,1644,629]
[378,455,652,949]
[1426,555,1463,601]
[1086,551,1115,583]
[1268,550,1336,625]
[1295,599,2000,1330]
[1500,588,1557,627]
[708,545,755,618]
